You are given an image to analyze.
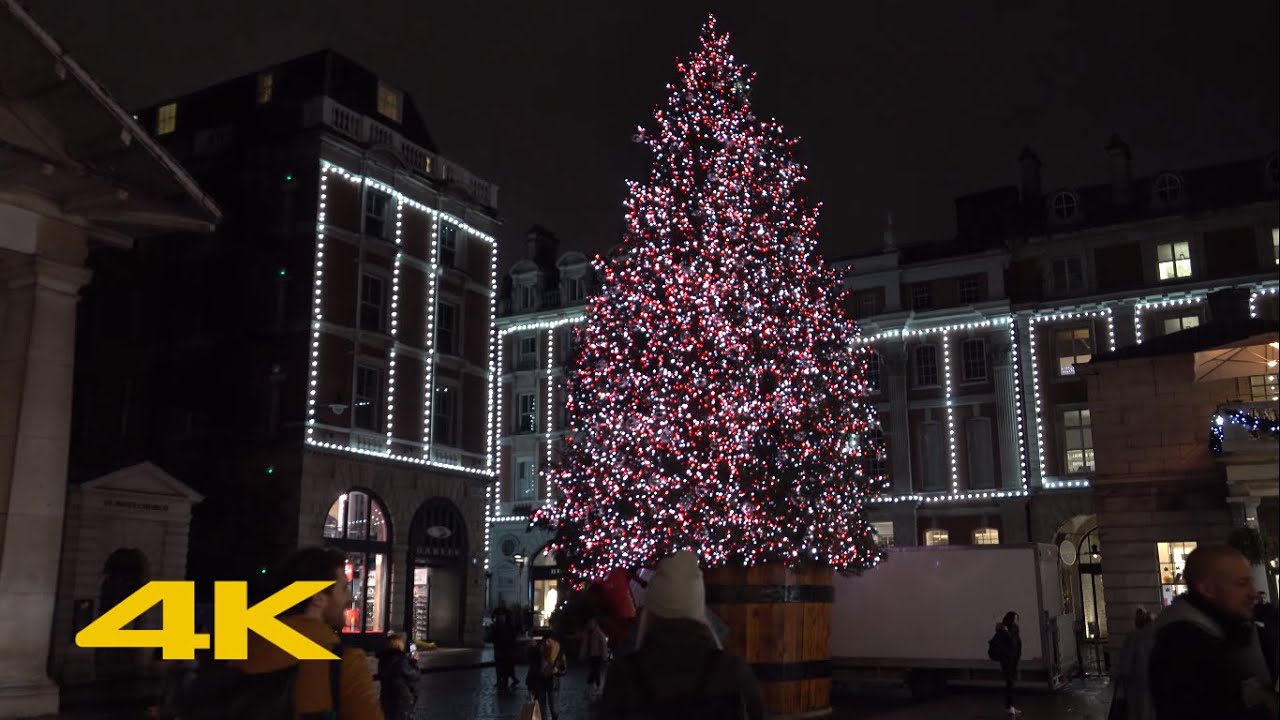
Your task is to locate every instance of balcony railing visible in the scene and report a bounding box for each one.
[1211,401,1280,457]
[429,445,488,470]
[306,97,499,209]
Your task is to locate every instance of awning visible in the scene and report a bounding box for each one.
[1194,333,1280,383]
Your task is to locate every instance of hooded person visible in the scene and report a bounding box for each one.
[597,551,766,720]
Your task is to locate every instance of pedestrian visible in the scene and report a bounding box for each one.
[526,635,568,720]
[375,632,420,720]
[1148,545,1279,720]
[1254,591,1278,688]
[598,551,766,720]
[580,617,609,699]
[1110,607,1157,720]
[492,607,521,692]
[988,611,1023,717]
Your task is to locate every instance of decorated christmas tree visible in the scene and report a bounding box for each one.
[533,15,885,586]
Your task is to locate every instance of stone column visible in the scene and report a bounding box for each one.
[1227,497,1269,595]
[992,338,1023,490]
[882,342,914,496]
[0,251,91,717]
[390,542,411,637]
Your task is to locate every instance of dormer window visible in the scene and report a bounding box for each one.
[516,282,537,311]
[1153,173,1183,205]
[257,71,274,104]
[156,103,177,135]
[1050,190,1079,222]
[376,83,402,123]
[565,276,587,303]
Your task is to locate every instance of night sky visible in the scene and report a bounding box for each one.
[32,1,1279,269]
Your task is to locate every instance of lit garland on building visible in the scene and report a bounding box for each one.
[1210,408,1280,455]
[531,16,885,584]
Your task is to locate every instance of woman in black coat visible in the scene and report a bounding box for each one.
[376,633,421,720]
[990,611,1023,717]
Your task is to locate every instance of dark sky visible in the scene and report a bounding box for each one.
[33,1,1279,270]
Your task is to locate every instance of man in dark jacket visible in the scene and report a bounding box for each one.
[1254,591,1278,688]
[491,607,520,691]
[1148,545,1278,720]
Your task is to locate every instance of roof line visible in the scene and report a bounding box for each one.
[4,0,222,225]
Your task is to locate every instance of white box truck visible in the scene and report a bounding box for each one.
[831,543,1076,698]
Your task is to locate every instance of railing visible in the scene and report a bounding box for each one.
[349,431,385,453]
[429,445,488,470]
[306,97,500,209]
[1211,401,1280,457]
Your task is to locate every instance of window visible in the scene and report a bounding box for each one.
[1062,408,1094,474]
[432,385,455,445]
[438,225,458,267]
[871,521,895,548]
[354,365,381,432]
[1272,228,1278,266]
[1157,541,1197,607]
[910,283,932,311]
[864,351,881,394]
[1156,241,1192,280]
[914,346,939,387]
[257,71,274,104]
[515,457,536,500]
[1161,315,1199,336]
[516,393,536,433]
[972,528,1000,545]
[1055,327,1093,376]
[359,274,385,333]
[1246,374,1278,402]
[967,417,995,488]
[156,103,177,135]
[858,426,887,482]
[859,291,882,317]
[322,491,390,635]
[435,302,457,354]
[192,126,232,156]
[1052,257,1084,292]
[1050,190,1079,221]
[959,276,985,304]
[565,276,587,303]
[516,283,537,311]
[516,335,538,369]
[918,421,946,490]
[962,339,987,382]
[376,82,403,122]
[1153,173,1182,205]
[364,190,390,239]
[924,529,950,546]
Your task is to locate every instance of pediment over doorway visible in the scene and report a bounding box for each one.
[81,461,204,504]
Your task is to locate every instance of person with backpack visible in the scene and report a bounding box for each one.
[598,551,765,720]
[987,610,1023,717]
[183,546,384,720]
[526,635,568,720]
[375,633,419,720]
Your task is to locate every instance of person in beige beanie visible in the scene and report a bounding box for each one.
[598,551,765,719]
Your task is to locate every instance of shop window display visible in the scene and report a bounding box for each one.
[1158,541,1196,607]
[323,490,391,634]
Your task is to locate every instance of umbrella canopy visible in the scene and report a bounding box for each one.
[1194,334,1280,385]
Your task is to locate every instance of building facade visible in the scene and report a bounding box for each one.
[848,139,1278,663]
[1,1,221,714]
[69,51,499,651]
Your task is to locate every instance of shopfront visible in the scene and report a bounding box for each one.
[322,489,392,639]
[406,497,469,646]
[529,546,564,628]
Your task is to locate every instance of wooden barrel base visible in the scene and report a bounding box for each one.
[705,564,834,719]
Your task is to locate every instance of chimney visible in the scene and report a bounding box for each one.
[882,212,897,253]
[1106,134,1132,207]
[1205,287,1252,326]
[1018,146,1042,206]
[525,225,560,265]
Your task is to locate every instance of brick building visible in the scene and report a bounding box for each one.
[67,51,500,656]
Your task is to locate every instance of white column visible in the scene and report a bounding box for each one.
[0,250,91,717]
[1227,497,1270,596]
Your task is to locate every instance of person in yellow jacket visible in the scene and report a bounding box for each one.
[235,547,385,720]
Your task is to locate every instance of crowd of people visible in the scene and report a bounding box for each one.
[144,543,1277,720]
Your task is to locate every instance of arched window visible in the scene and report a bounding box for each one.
[323,490,391,635]
[1050,190,1079,222]
[1153,173,1183,205]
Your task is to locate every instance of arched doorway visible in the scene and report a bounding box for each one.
[97,548,149,677]
[407,498,468,646]
[322,489,392,638]
[529,545,565,629]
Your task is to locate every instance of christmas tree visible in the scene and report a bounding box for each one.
[533,15,885,584]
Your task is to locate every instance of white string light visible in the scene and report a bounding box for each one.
[1252,285,1278,319]
[1135,295,1202,345]
[1009,319,1031,491]
[385,202,404,450]
[943,333,959,493]
[305,169,331,439]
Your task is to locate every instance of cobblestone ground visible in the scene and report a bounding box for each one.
[412,665,1114,720]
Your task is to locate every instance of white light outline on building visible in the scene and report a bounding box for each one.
[1252,285,1279,319]
[483,237,500,570]
[544,328,556,493]
[943,332,959,494]
[422,216,440,458]
[1009,319,1031,492]
[306,160,496,477]
[1134,295,1203,345]
[1025,307,1113,490]
[385,201,404,449]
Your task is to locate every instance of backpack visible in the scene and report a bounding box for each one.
[178,641,344,720]
[624,649,745,720]
[987,631,1004,663]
